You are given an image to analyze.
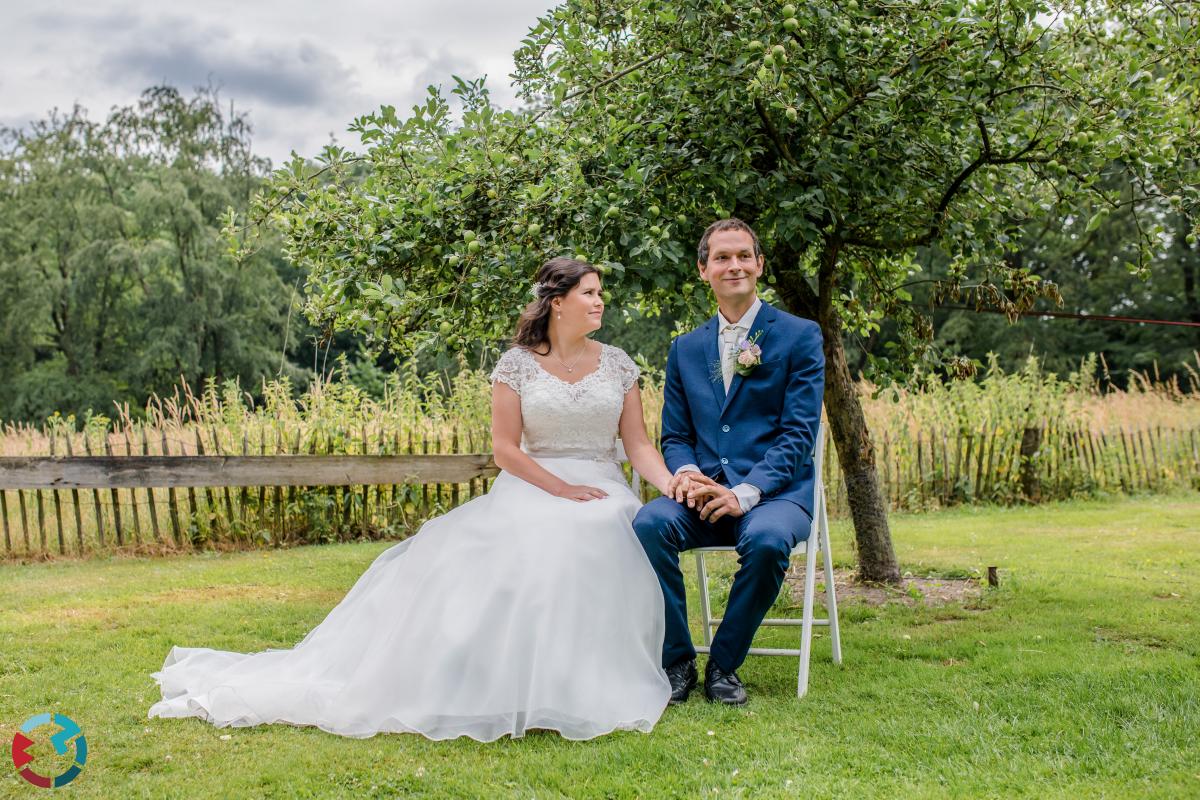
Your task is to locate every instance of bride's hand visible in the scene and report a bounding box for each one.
[554,484,609,502]
[668,471,718,503]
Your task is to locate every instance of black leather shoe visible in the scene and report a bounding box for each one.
[665,659,697,704]
[704,660,748,705]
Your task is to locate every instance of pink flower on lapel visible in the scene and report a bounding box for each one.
[732,331,764,377]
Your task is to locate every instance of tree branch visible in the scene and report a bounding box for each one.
[753,98,798,168]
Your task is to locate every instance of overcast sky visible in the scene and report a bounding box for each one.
[0,0,557,165]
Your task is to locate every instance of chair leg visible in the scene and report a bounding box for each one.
[695,552,713,647]
[819,489,843,666]
[797,539,818,698]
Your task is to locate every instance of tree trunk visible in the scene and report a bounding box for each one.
[820,319,902,583]
[774,241,902,584]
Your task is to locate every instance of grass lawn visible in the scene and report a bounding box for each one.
[2,493,1198,799]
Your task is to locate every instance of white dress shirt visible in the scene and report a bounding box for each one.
[674,296,763,514]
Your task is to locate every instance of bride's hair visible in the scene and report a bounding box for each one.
[513,257,600,353]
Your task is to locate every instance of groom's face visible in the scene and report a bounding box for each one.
[698,229,763,306]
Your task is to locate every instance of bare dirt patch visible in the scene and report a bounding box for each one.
[785,565,984,608]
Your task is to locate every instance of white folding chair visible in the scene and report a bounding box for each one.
[693,421,841,698]
[620,423,841,698]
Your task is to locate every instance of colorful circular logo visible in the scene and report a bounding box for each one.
[11,713,87,789]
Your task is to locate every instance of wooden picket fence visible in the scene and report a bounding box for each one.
[835,420,1200,510]
[0,423,501,559]
[2,420,1198,559]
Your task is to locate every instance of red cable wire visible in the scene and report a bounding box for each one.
[940,305,1200,328]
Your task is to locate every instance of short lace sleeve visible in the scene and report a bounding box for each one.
[489,348,532,394]
[612,347,640,393]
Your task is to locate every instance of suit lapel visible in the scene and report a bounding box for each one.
[719,302,776,418]
[700,316,725,412]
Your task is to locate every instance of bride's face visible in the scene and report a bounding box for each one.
[552,272,604,333]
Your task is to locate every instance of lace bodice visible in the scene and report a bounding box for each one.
[490,342,640,461]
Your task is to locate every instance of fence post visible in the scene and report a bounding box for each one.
[82,433,107,549]
[451,428,461,509]
[274,428,285,543]
[161,430,183,547]
[360,425,370,537]
[0,491,10,556]
[1019,425,1042,502]
[103,436,125,546]
[50,432,66,555]
[141,427,162,545]
[123,428,143,546]
[65,433,86,552]
[219,426,238,534]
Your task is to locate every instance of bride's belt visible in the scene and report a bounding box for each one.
[524,447,619,464]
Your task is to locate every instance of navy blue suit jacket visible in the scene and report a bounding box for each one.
[660,301,825,517]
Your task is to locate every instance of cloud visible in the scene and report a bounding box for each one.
[26,9,141,34]
[372,39,487,110]
[98,19,359,110]
[2,0,558,164]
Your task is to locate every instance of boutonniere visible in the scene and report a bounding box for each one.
[731,331,764,376]
[710,330,765,382]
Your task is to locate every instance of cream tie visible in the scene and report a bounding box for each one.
[721,324,741,393]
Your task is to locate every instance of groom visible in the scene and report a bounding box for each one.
[633,218,825,706]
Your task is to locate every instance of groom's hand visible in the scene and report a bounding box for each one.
[668,471,717,504]
[687,484,744,523]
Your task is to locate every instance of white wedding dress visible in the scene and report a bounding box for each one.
[148,343,671,741]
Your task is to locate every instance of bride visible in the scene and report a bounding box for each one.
[148,256,680,741]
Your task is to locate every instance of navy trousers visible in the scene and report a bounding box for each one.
[633,495,813,672]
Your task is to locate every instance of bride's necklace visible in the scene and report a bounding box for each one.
[550,341,589,373]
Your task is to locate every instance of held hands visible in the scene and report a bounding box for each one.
[667,471,744,522]
[554,483,609,502]
[667,470,717,504]
[686,482,744,523]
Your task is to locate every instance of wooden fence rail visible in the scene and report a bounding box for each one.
[0,452,502,559]
[0,455,499,490]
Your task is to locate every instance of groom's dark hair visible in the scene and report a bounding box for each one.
[697,218,763,265]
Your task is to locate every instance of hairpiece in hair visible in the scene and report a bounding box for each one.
[530,281,544,299]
